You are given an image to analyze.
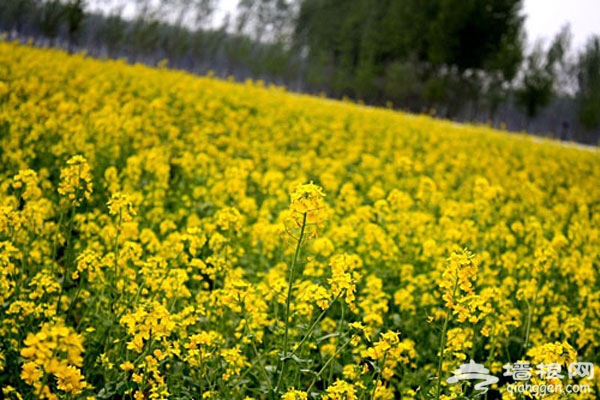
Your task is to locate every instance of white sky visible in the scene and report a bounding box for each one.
[523,0,600,50]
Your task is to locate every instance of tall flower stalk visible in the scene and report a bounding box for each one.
[275,182,326,395]
[435,278,459,400]
[435,248,478,400]
[277,212,307,393]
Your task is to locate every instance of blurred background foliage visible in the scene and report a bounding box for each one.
[1,0,600,143]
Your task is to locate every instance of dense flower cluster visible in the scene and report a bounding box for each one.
[20,320,88,398]
[0,42,599,399]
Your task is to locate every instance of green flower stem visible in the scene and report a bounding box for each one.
[436,277,459,400]
[306,339,351,394]
[275,212,307,394]
[291,293,342,357]
[327,301,345,384]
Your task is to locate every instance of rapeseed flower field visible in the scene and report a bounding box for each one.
[0,41,599,399]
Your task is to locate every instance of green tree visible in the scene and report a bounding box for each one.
[295,0,524,110]
[515,45,554,125]
[428,0,523,75]
[576,36,600,131]
[98,9,127,58]
[515,27,571,126]
[38,0,64,45]
[0,0,36,38]
[64,0,86,52]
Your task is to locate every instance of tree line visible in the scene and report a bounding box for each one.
[1,0,599,143]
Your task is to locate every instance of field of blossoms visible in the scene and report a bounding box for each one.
[0,41,599,400]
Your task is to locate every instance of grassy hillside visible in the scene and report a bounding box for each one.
[0,42,599,399]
